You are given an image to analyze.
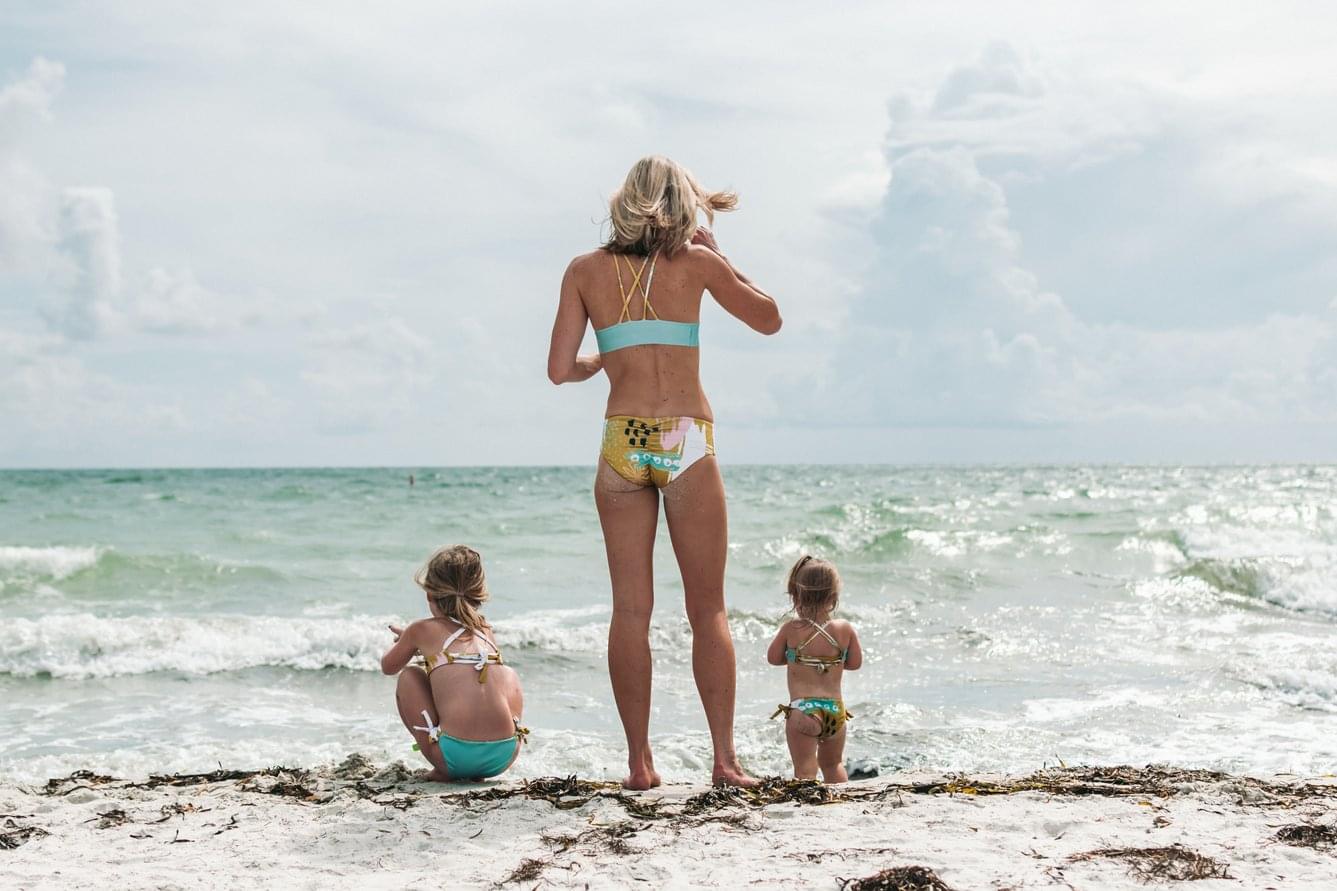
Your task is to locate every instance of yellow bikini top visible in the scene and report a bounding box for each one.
[420,625,503,683]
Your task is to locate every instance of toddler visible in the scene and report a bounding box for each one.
[766,554,862,782]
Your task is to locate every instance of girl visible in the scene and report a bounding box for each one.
[766,555,863,783]
[381,545,526,782]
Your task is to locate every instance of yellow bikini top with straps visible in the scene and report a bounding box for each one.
[420,625,504,683]
[593,251,700,353]
[785,619,849,674]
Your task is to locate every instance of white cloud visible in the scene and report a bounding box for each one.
[0,57,63,279]
[826,43,1337,435]
[43,187,121,339]
[2,6,1337,465]
[301,317,434,435]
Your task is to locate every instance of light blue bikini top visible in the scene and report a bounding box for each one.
[594,251,700,354]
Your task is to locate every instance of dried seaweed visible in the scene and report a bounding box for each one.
[884,765,1337,806]
[40,769,118,795]
[91,808,130,829]
[684,777,844,813]
[1070,845,1230,882]
[1,817,49,851]
[838,865,957,890]
[153,802,206,823]
[1275,823,1337,850]
[501,857,549,884]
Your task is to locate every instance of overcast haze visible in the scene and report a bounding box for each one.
[2,2,1335,467]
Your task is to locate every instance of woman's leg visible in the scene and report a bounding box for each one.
[395,667,448,781]
[595,461,662,790]
[662,456,756,787]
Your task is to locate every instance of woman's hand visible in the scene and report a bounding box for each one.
[573,353,603,381]
[691,226,722,254]
[388,624,404,642]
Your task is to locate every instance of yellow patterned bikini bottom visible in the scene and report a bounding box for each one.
[600,416,715,489]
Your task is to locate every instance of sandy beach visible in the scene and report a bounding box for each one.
[4,758,1335,889]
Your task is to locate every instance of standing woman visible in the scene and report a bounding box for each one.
[547,156,781,789]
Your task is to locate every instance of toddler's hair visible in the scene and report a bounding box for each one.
[415,544,490,634]
[786,554,841,619]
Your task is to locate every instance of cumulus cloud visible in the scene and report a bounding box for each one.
[0,57,64,278]
[43,187,122,339]
[827,43,1337,435]
[0,58,244,342]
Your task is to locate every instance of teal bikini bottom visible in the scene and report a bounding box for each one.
[434,733,520,780]
[411,710,528,780]
[770,697,852,742]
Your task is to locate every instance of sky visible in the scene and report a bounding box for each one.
[1,1,1335,467]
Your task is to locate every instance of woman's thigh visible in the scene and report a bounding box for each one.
[662,457,728,613]
[594,461,660,618]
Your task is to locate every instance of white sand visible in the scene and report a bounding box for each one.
[4,760,1336,889]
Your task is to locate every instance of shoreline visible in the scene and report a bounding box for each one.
[5,759,1336,888]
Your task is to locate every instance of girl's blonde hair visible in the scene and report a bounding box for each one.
[604,155,737,256]
[787,555,841,619]
[415,544,489,634]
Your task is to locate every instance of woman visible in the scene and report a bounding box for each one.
[547,156,782,789]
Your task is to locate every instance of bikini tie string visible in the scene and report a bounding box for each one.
[412,710,441,742]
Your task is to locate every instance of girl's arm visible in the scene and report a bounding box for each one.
[380,622,418,675]
[547,259,603,384]
[844,625,863,671]
[766,625,790,666]
[691,229,782,335]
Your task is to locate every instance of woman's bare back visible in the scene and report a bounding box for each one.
[570,246,715,420]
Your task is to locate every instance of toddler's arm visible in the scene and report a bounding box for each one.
[844,625,863,671]
[380,622,418,675]
[766,624,789,666]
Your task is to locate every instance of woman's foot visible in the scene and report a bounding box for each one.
[622,767,662,790]
[622,754,662,790]
[421,767,450,783]
[712,757,759,788]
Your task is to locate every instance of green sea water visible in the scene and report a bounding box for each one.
[2,465,1335,782]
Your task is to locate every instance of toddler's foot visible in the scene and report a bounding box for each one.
[421,767,450,783]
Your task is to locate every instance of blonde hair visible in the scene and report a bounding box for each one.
[415,544,490,634]
[604,155,737,256]
[787,555,841,620]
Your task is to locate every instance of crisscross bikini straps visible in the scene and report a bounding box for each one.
[426,625,503,682]
[612,251,659,323]
[797,619,841,654]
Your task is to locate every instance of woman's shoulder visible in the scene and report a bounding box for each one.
[568,248,610,274]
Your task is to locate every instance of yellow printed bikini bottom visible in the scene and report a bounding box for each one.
[600,416,715,489]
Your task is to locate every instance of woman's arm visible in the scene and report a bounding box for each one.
[547,259,604,384]
[380,622,418,675]
[766,625,790,666]
[691,229,782,335]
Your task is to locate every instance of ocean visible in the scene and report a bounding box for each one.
[2,465,1334,784]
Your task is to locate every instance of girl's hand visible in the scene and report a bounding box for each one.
[691,226,721,254]
[388,624,404,642]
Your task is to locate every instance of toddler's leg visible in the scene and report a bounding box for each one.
[395,667,448,781]
[785,714,820,780]
[817,726,848,784]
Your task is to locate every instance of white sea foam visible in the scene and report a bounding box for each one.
[0,613,390,678]
[0,545,101,580]
[0,609,780,679]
